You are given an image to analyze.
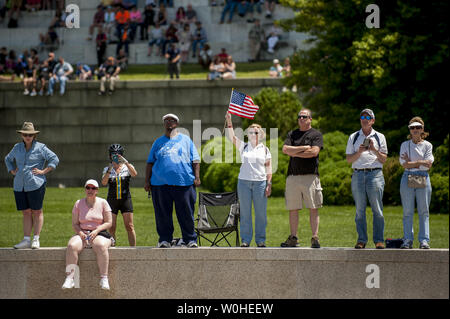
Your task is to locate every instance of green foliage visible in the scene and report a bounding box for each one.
[319,131,353,205]
[430,174,449,214]
[241,87,303,139]
[382,156,404,205]
[431,134,449,176]
[278,0,449,153]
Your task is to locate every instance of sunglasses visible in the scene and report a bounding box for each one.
[298,115,310,119]
[164,119,177,123]
[22,134,34,137]
[360,115,373,120]
[85,186,98,190]
[409,126,423,130]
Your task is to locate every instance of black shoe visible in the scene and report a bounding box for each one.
[108,89,114,95]
[281,235,298,247]
[98,90,105,96]
[240,242,249,247]
[257,242,266,248]
[311,236,320,248]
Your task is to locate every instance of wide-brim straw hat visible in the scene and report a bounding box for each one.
[16,122,40,134]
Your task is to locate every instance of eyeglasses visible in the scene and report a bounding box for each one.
[164,119,177,123]
[85,186,98,190]
[298,115,310,119]
[360,115,373,120]
[409,126,423,130]
[22,134,34,137]
[248,131,259,135]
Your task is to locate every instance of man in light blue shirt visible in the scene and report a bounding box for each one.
[4,122,59,249]
[48,57,73,96]
[145,114,201,248]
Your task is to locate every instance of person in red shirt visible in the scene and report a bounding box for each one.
[87,5,105,41]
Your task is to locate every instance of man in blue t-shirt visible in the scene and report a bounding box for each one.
[145,113,201,248]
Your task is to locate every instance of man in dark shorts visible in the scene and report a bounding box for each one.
[281,108,324,248]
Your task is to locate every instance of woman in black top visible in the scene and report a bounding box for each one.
[101,144,138,246]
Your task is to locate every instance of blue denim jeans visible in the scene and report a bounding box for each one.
[400,171,431,243]
[220,1,238,22]
[48,75,68,94]
[237,179,268,245]
[351,169,385,244]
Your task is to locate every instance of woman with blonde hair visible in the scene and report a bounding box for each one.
[399,116,434,249]
[225,112,272,247]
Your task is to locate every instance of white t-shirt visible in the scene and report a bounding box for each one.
[399,140,434,171]
[237,140,271,181]
[345,128,388,169]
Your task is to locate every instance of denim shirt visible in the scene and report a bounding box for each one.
[4,141,59,192]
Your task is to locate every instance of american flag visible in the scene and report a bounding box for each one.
[227,90,259,119]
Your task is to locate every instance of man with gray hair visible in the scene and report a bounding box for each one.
[281,108,324,248]
[346,108,388,249]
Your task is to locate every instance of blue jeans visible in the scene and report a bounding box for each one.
[151,184,197,244]
[400,171,431,243]
[220,1,238,22]
[48,75,68,94]
[192,39,206,55]
[351,169,385,244]
[237,179,268,245]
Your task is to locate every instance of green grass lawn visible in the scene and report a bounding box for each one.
[0,187,448,248]
[118,61,273,80]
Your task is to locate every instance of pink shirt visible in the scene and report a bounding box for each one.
[72,197,111,230]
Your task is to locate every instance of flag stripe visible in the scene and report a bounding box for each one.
[228,105,258,116]
[228,110,255,119]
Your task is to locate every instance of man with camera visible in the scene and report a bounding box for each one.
[346,108,388,249]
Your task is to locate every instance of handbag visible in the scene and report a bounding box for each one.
[407,141,427,188]
[408,174,427,188]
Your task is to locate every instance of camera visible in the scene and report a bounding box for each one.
[112,153,119,163]
[362,138,371,148]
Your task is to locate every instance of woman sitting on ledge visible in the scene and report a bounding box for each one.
[62,179,113,290]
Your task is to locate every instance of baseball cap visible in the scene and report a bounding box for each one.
[84,179,99,188]
[273,59,279,64]
[360,108,375,119]
[162,113,179,123]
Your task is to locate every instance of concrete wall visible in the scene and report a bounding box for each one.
[0,0,311,64]
[0,247,448,299]
[0,78,283,187]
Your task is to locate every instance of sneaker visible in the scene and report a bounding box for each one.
[241,242,249,247]
[257,242,266,248]
[99,277,110,290]
[14,239,31,249]
[30,91,37,97]
[31,238,40,249]
[375,242,385,249]
[62,277,75,289]
[419,241,430,249]
[281,235,298,247]
[187,241,198,248]
[311,236,321,248]
[157,241,171,248]
[38,90,44,96]
[23,89,30,95]
[110,237,116,247]
[98,90,105,96]
[400,239,413,249]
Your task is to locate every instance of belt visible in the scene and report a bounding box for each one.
[354,168,381,172]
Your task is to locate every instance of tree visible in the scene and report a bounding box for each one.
[278,0,449,153]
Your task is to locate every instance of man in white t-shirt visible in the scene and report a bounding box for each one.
[346,108,388,249]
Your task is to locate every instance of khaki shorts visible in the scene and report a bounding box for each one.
[285,174,323,210]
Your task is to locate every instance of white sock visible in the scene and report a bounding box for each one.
[33,235,40,240]
[24,236,31,241]
[100,275,108,279]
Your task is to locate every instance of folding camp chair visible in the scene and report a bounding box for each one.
[196,191,240,247]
